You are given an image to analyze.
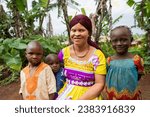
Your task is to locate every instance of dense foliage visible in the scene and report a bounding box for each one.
[0,35,67,85]
[127,0,150,74]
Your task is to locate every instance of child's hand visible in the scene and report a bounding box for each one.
[20,93,23,100]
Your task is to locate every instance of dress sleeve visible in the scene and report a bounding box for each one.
[93,50,106,74]
[19,70,26,94]
[19,71,23,94]
[106,57,111,71]
[133,55,144,74]
[45,66,56,94]
[58,50,63,62]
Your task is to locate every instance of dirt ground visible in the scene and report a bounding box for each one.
[0,74,150,100]
[139,73,150,99]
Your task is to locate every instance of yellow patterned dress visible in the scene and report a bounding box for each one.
[56,46,106,100]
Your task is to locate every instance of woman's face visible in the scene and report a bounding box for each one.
[70,23,89,46]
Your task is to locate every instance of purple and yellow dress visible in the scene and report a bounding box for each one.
[56,46,106,100]
[105,55,144,100]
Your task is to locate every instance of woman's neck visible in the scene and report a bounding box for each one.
[72,43,90,59]
[73,43,89,52]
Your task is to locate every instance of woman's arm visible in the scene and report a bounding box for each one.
[78,74,105,100]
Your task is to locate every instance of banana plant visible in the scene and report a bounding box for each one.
[127,0,150,53]
[4,0,55,38]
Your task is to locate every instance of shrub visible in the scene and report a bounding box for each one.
[0,35,67,85]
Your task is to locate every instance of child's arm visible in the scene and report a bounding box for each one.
[19,72,24,100]
[133,55,145,81]
[46,66,57,100]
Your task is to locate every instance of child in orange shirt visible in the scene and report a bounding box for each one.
[19,41,56,100]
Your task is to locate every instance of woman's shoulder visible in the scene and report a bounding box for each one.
[61,45,70,52]
[93,47,105,57]
[59,45,71,59]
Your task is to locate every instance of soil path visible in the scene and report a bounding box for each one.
[139,73,150,99]
[0,74,150,100]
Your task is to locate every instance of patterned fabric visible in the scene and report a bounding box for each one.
[57,46,106,100]
[105,55,144,100]
[19,62,56,100]
[55,67,66,92]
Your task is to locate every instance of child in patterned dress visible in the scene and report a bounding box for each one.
[105,26,144,100]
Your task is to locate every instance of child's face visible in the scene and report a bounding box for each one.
[46,57,60,73]
[26,45,43,66]
[110,28,131,55]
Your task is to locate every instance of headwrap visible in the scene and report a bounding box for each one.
[69,14,92,36]
[69,14,101,50]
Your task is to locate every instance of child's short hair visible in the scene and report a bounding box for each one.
[45,54,58,63]
[110,25,133,42]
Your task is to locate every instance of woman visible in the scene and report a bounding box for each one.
[57,14,106,100]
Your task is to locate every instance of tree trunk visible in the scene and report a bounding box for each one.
[46,14,53,37]
[61,0,71,44]
[108,0,112,30]
[39,0,51,35]
[12,3,21,37]
[95,0,108,44]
